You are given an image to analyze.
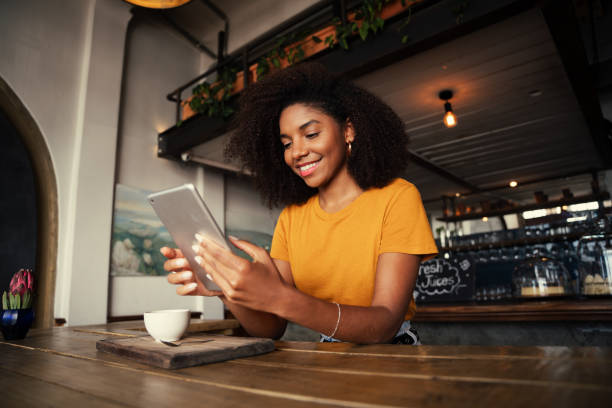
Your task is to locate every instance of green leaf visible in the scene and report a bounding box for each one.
[400,14,411,29]
[359,23,369,41]
[296,47,305,61]
[272,57,281,68]
[210,84,222,95]
[15,293,21,309]
[22,291,31,309]
[223,106,235,118]
[256,58,269,77]
[401,35,408,43]
[2,291,7,310]
[9,293,15,309]
[189,97,203,113]
[199,83,210,97]
[339,36,348,50]
[312,35,322,43]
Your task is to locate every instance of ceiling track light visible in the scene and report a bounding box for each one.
[438,89,457,128]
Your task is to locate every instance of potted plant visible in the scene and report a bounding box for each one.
[1,268,35,340]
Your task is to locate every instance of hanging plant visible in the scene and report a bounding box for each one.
[189,65,238,119]
[255,29,308,79]
[185,0,418,121]
[312,0,391,51]
[452,1,470,24]
[398,1,412,43]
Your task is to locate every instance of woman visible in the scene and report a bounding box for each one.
[162,62,437,344]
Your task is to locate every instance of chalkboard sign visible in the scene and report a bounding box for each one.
[414,257,475,303]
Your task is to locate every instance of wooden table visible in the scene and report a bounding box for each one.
[414,298,612,322]
[2,320,612,407]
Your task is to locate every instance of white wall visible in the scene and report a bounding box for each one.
[0,0,131,325]
[65,0,132,325]
[225,175,281,236]
[224,0,320,53]
[110,15,225,319]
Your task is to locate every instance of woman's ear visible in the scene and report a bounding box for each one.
[344,119,355,144]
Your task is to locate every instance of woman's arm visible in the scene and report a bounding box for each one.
[275,252,421,344]
[196,235,421,344]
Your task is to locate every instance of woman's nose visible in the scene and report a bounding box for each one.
[291,138,308,159]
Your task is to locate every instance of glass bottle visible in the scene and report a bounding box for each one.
[578,234,612,296]
[512,249,572,298]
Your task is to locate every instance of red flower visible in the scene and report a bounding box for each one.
[9,269,34,296]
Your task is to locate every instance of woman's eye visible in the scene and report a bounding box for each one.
[282,142,292,150]
[306,132,319,139]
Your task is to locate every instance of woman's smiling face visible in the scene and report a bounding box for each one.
[279,103,353,189]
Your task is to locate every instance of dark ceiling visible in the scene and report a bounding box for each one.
[356,7,607,208]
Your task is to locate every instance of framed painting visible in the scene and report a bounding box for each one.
[110,184,176,276]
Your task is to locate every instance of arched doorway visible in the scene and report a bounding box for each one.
[0,76,58,329]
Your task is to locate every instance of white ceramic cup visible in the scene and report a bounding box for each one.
[143,309,190,342]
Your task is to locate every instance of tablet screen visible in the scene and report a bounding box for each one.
[148,184,227,291]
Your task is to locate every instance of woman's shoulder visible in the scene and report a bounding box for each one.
[374,178,418,198]
[361,179,423,212]
[279,195,318,218]
[386,177,415,190]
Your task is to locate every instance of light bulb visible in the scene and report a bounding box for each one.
[444,111,457,128]
[509,180,518,188]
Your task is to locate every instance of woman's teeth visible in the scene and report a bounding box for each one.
[300,163,317,171]
[299,161,319,176]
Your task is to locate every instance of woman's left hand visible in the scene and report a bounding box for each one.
[193,234,287,313]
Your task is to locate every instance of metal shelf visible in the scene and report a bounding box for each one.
[439,232,586,252]
[437,192,609,222]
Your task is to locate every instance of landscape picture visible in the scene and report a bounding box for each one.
[110,184,176,276]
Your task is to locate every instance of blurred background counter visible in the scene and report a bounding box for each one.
[415,193,612,346]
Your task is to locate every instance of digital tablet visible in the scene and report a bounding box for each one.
[148,184,228,291]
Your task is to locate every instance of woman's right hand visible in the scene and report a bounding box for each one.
[160,247,223,297]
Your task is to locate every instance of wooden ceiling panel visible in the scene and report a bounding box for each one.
[355,8,602,201]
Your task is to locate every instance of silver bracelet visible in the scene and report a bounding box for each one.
[329,302,341,338]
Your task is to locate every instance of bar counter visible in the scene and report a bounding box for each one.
[2,320,611,407]
[414,298,612,322]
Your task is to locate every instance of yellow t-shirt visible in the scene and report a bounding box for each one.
[270,178,438,321]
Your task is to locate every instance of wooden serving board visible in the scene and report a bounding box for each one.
[96,333,275,369]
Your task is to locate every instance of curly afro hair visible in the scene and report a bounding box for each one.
[225,62,409,209]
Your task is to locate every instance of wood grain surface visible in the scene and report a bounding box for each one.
[1,321,611,407]
[96,333,275,369]
[414,298,612,321]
